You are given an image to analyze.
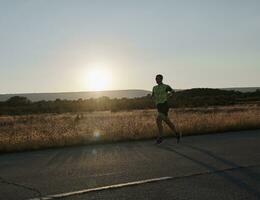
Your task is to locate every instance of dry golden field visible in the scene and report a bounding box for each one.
[0,104,260,152]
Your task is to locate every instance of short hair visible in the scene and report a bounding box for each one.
[156,74,163,80]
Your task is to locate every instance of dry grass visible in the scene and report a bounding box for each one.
[0,104,260,153]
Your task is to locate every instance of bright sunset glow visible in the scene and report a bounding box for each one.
[86,63,112,91]
[0,1,259,93]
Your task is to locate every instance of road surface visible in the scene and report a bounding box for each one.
[0,130,260,200]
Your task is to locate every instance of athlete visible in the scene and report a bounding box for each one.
[152,74,181,144]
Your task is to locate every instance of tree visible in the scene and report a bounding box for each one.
[6,96,31,106]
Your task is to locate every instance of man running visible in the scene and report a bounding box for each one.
[152,74,181,144]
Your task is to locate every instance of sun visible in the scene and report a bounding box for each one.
[86,63,112,91]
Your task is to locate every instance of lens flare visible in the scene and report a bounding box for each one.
[93,130,101,139]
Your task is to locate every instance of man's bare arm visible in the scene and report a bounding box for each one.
[166,85,175,97]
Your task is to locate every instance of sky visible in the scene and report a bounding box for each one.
[0,0,259,94]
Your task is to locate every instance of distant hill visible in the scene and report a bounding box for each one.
[183,87,260,93]
[221,87,260,93]
[1,88,260,115]
[0,87,259,102]
[0,90,151,102]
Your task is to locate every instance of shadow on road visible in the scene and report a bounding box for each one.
[183,144,260,182]
[156,143,260,199]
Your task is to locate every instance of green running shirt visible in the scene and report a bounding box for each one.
[152,84,173,105]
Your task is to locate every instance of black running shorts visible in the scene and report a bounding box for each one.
[156,101,169,117]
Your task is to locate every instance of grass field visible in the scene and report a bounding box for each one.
[0,104,260,153]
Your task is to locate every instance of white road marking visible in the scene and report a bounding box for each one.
[28,176,173,200]
[28,164,257,200]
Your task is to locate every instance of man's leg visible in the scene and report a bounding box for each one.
[163,117,177,133]
[163,116,182,143]
[156,113,164,143]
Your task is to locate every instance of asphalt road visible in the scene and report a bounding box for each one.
[0,130,260,200]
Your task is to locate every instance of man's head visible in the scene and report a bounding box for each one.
[156,74,163,84]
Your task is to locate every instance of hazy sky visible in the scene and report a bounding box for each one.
[0,0,259,93]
